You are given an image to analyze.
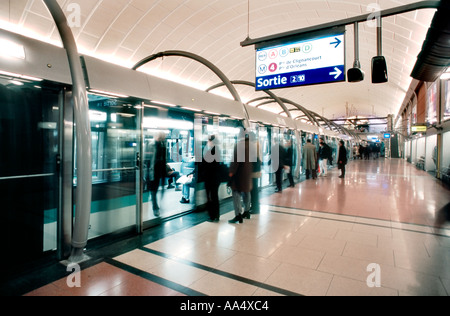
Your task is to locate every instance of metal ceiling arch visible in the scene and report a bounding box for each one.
[247,96,275,106]
[1,0,439,120]
[308,111,339,131]
[131,50,250,124]
[308,110,358,139]
[132,50,241,102]
[278,97,322,127]
[206,80,294,120]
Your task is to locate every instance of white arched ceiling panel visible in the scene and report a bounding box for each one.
[0,0,437,119]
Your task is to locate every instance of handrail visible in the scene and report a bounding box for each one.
[0,173,54,181]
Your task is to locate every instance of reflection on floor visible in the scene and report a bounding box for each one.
[23,159,450,296]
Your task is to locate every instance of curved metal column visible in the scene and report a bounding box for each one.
[278,98,319,126]
[43,0,92,262]
[206,80,293,119]
[132,50,250,127]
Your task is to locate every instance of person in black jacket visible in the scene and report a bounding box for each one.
[318,138,332,177]
[338,140,348,179]
[285,140,295,187]
[149,133,167,217]
[202,135,221,222]
[274,140,287,193]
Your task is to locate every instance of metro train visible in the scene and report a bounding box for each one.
[0,28,355,268]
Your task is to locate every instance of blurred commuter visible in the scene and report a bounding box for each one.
[149,132,167,217]
[318,138,332,177]
[179,156,196,204]
[363,142,370,160]
[302,139,317,180]
[228,131,253,224]
[358,144,364,160]
[338,140,348,179]
[203,135,221,222]
[285,140,295,187]
[166,164,181,190]
[179,170,195,204]
[435,202,450,229]
[251,138,262,214]
[274,140,287,193]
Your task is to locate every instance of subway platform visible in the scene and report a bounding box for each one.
[8,159,450,296]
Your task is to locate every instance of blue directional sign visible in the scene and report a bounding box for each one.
[255,32,345,90]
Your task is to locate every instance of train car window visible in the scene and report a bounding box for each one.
[142,106,196,221]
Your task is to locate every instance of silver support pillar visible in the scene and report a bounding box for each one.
[43,0,92,263]
[377,16,383,56]
[353,22,361,68]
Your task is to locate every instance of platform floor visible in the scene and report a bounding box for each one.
[22,159,450,296]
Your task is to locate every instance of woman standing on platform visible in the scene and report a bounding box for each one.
[338,140,348,179]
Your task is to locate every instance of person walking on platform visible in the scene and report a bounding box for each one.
[274,140,287,193]
[318,138,332,177]
[228,131,253,224]
[435,202,450,229]
[149,132,167,217]
[338,140,348,179]
[302,139,317,180]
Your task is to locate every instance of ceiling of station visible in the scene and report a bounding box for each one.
[0,0,438,120]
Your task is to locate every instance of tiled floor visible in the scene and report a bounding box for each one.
[24,159,450,296]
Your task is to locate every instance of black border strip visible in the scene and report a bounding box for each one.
[105,257,207,297]
[139,247,304,297]
[266,205,450,238]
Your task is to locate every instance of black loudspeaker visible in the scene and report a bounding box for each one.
[372,56,388,83]
[347,67,365,82]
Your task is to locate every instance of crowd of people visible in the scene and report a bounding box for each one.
[354,141,383,160]
[146,131,262,224]
[147,132,351,225]
[301,138,348,180]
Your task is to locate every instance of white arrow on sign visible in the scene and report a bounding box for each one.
[329,67,342,79]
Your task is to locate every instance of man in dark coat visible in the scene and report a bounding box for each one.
[302,139,317,180]
[149,132,167,217]
[228,132,253,224]
[274,141,287,192]
[285,140,295,187]
[338,140,348,179]
[202,135,221,222]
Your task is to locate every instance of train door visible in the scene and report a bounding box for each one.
[200,116,242,202]
[76,94,141,240]
[141,105,195,228]
[0,78,61,273]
